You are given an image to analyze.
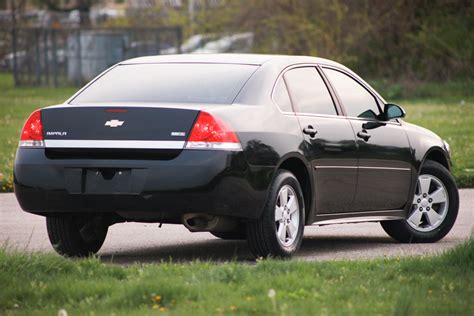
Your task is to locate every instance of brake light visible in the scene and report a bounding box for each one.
[19,110,44,147]
[186,112,242,151]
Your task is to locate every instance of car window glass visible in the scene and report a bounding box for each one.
[283,67,337,115]
[323,68,380,118]
[71,63,258,105]
[273,78,293,112]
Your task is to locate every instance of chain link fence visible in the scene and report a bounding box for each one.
[1,26,182,87]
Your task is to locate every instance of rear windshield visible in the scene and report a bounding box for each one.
[70,63,258,105]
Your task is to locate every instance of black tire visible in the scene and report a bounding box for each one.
[46,216,108,257]
[381,160,459,243]
[247,170,305,258]
[210,227,247,240]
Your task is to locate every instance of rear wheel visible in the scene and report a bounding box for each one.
[247,170,305,258]
[381,160,459,243]
[46,216,108,257]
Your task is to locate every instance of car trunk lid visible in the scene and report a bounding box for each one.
[41,105,201,159]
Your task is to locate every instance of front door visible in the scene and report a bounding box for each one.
[322,67,412,211]
[283,66,358,214]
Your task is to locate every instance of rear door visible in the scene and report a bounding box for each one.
[283,66,358,214]
[322,67,412,211]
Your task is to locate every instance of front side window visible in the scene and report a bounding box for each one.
[71,63,258,105]
[323,68,380,119]
[283,67,337,115]
[273,78,293,112]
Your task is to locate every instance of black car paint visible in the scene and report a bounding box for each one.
[14,54,451,226]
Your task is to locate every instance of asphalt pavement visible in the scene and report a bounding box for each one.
[1,190,472,263]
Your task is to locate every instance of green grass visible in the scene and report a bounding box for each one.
[0,238,473,315]
[0,74,473,190]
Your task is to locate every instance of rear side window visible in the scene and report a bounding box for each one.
[71,63,258,105]
[283,67,337,115]
[273,78,293,112]
[323,68,380,119]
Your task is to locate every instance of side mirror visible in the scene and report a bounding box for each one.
[384,103,406,120]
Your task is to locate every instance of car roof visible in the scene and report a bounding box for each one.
[121,53,344,68]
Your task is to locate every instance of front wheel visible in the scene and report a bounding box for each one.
[46,216,108,257]
[381,160,459,243]
[247,170,305,258]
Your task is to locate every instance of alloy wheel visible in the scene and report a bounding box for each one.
[407,174,449,232]
[275,185,300,247]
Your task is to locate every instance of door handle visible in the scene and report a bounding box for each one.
[357,130,371,141]
[303,126,318,138]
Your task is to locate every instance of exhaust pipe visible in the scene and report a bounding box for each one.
[182,213,238,232]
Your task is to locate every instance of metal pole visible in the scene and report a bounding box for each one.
[76,29,82,86]
[177,27,183,54]
[188,0,195,36]
[34,28,41,85]
[156,29,161,55]
[51,29,58,87]
[43,29,50,85]
[10,0,19,85]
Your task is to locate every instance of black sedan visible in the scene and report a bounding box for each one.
[14,54,459,258]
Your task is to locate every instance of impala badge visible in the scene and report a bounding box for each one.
[105,120,124,128]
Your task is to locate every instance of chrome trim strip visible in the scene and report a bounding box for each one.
[315,166,410,171]
[294,112,341,119]
[185,141,243,151]
[44,139,185,149]
[359,166,410,171]
[313,215,404,226]
[315,166,357,169]
[345,116,401,126]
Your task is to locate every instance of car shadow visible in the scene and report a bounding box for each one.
[99,235,396,264]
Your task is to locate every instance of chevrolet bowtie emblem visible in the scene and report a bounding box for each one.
[105,120,124,128]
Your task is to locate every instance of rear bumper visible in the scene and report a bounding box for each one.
[14,148,274,221]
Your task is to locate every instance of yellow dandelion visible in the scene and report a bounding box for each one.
[152,304,160,310]
[229,305,238,312]
[154,295,162,302]
[159,307,167,312]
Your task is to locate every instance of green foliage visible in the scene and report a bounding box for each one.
[145,0,473,81]
[0,238,473,315]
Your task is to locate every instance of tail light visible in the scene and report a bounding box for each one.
[186,111,242,151]
[19,110,44,147]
